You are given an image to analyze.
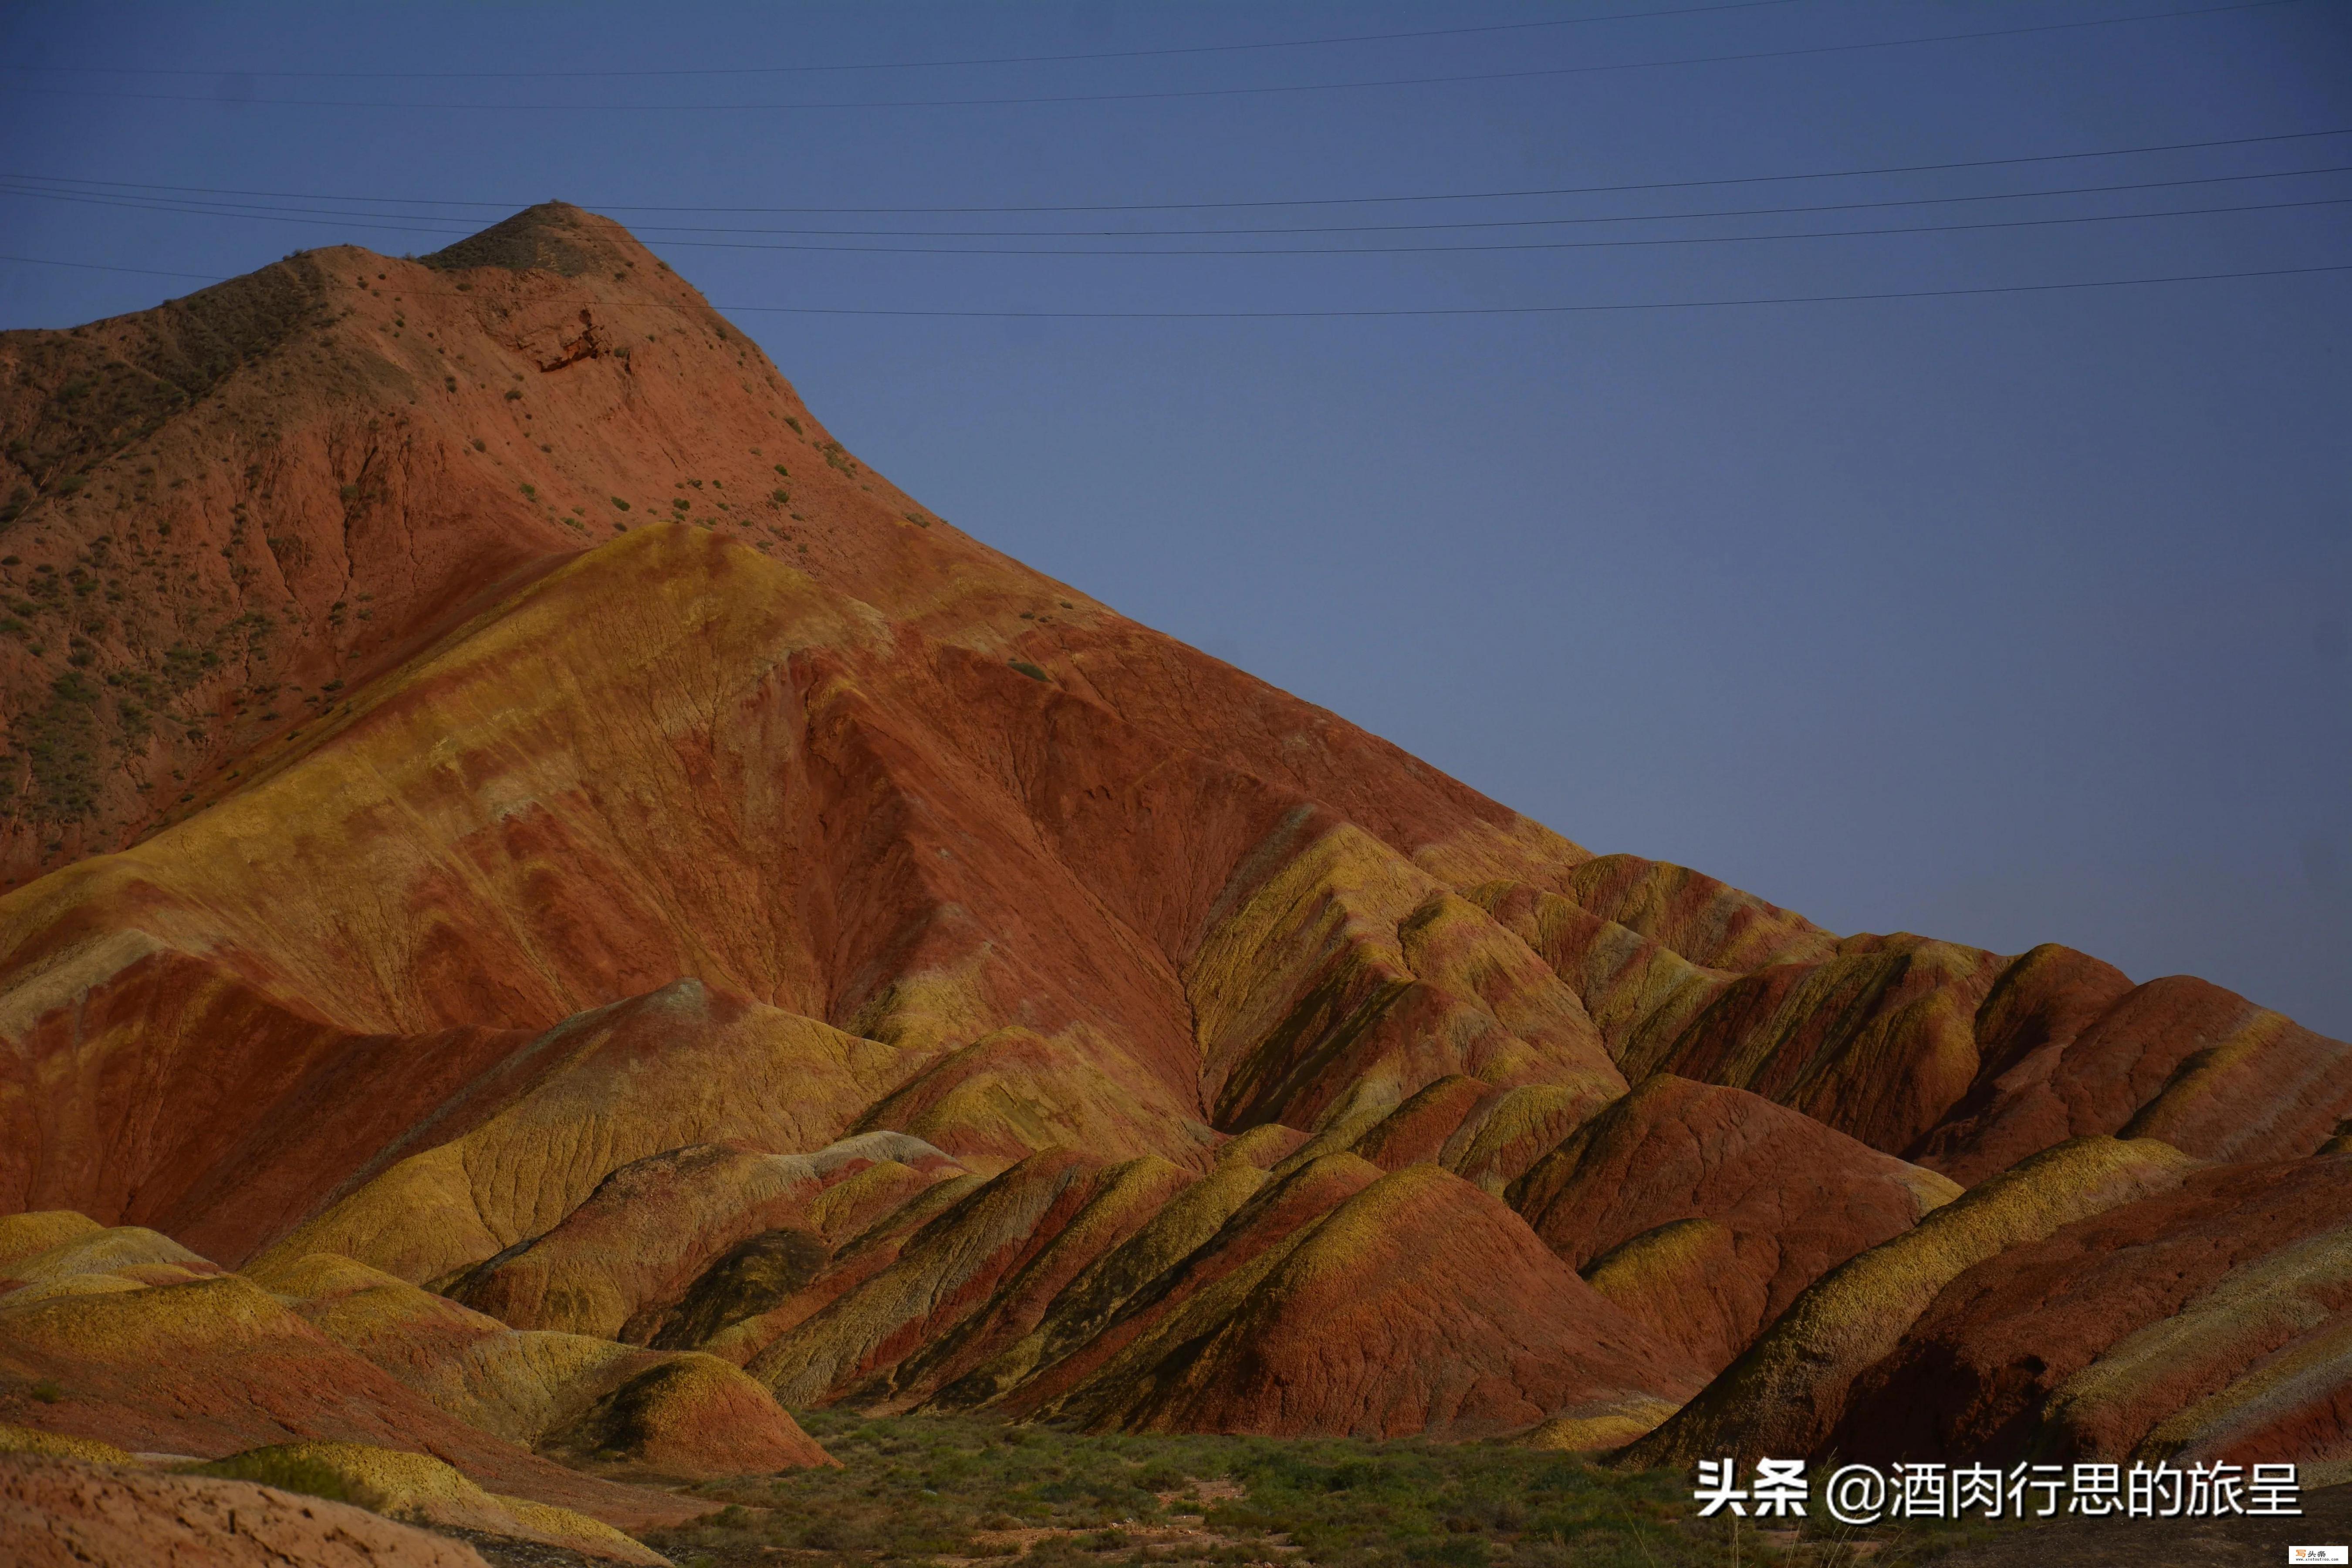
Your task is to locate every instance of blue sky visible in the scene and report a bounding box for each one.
[3,1,2348,1034]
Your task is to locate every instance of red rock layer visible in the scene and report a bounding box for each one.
[1827,1152,2352,1465]
[0,1271,700,1530]
[0,1454,493,1568]
[1510,1075,1955,1367]
[1085,1164,1703,1438]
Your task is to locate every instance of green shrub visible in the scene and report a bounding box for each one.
[189,1450,355,1505]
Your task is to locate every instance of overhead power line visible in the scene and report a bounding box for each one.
[656,197,2352,256]
[0,254,220,281]
[12,126,2345,216]
[6,165,2345,248]
[0,0,1803,79]
[715,263,2352,314]
[15,177,2337,257]
[525,166,2352,238]
[1,253,2344,317]
[0,1,2300,113]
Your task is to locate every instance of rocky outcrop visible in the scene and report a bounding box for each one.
[1511,1075,1958,1370]
[1626,1136,2203,1468]
[1825,1152,2352,1475]
[0,1453,496,1568]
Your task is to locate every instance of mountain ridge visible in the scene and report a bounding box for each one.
[2,204,2346,1491]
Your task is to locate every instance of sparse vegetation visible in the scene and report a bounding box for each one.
[189,1450,356,1505]
[642,1414,2005,1568]
[0,259,330,495]
[8,670,105,823]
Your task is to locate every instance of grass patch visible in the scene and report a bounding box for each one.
[189,1450,357,1505]
[641,1412,2023,1568]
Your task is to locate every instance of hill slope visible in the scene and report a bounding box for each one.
[2,206,2346,1480]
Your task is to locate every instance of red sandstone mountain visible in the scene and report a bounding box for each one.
[2,206,2348,1500]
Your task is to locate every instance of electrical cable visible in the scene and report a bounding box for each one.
[712,261,2352,313]
[4,159,2348,240]
[2,253,2343,316]
[0,1,2300,114]
[3,177,2342,257]
[0,0,1804,79]
[12,125,2343,216]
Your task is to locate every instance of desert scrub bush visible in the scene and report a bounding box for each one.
[189,1450,355,1505]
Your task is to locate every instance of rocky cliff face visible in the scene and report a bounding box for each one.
[3,205,2347,1480]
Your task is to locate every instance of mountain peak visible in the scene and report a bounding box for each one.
[419,201,649,279]
[0,216,1081,883]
